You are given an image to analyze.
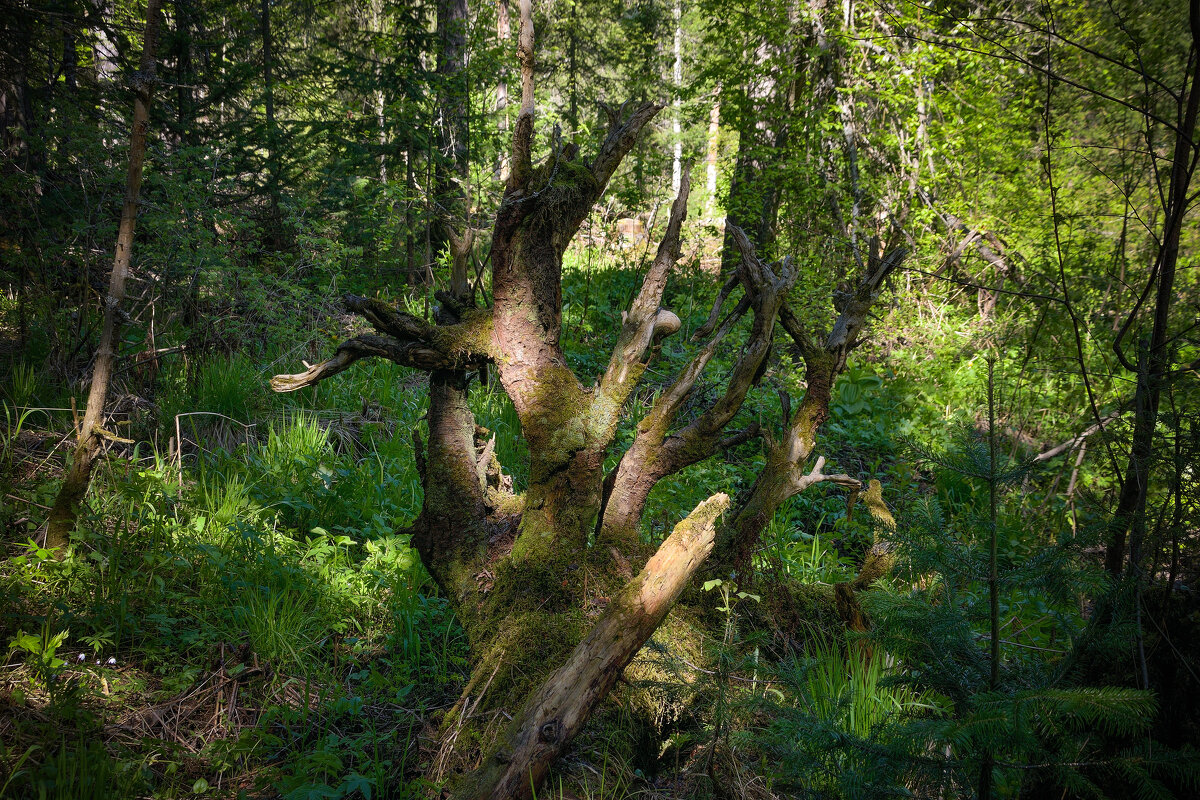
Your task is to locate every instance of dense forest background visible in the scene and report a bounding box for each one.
[1,0,1198,797]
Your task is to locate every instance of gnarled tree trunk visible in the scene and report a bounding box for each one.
[272,2,905,794]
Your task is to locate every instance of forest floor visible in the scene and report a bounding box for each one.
[0,240,1139,799]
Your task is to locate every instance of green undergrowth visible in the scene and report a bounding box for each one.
[0,251,916,798]
[3,241,1152,799]
[1,354,469,797]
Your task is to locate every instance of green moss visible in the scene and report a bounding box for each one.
[853,548,894,589]
[431,308,495,360]
[481,543,579,620]
[525,364,590,446]
[476,610,583,711]
[622,608,708,729]
[528,153,600,205]
[486,489,525,516]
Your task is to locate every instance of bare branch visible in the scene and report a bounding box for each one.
[777,303,818,360]
[717,423,762,451]
[590,101,662,191]
[595,168,692,416]
[345,294,432,340]
[692,273,739,341]
[598,241,796,548]
[639,294,751,432]
[1033,410,1125,462]
[714,239,907,570]
[793,455,863,494]
[671,230,796,441]
[271,297,494,392]
[824,246,905,370]
[270,337,383,392]
[271,334,490,393]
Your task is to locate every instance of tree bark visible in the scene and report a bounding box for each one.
[494,0,511,181]
[45,0,163,551]
[372,0,388,184]
[433,0,470,261]
[671,0,682,195]
[704,95,720,219]
[260,0,282,245]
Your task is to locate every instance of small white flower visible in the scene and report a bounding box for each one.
[78,653,86,662]
[106,657,116,666]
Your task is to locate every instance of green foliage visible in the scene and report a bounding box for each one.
[4,361,40,409]
[1,0,1196,794]
[747,635,942,797]
[7,622,70,688]
[0,371,465,797]
[0,740,152,800]
[193,353,265,420]
[841,430,1195,798]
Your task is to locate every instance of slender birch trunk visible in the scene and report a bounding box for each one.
[704,95,719,220]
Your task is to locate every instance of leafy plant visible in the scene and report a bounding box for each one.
[8,622,70,687]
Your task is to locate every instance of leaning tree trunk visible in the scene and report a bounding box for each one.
[271,1,905,794]
[46,0,162,552]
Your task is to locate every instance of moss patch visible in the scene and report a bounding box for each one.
[431,308,495,361]
[622,608,709,730]
[478,610,583,712]
[759,581,845,650]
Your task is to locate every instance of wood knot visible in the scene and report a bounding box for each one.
[538,719,562,744]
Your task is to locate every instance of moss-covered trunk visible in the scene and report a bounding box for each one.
[452,495,730,800]
[269,5,907,792]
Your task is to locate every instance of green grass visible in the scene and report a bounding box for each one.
[1,741,152,800]
[193,352,264,420]
[0,235,1108,800]
[798,636,937,739]
[0,367,465,797]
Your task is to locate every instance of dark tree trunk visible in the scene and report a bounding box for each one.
[433,0,470,263]
[173,0,196,148]
[260,0,282,246]
[1104,1,1199,577]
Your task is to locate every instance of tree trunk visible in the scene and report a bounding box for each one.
[173,0,196,148]
[704,96,720,220]
[433,0,470,262]
[1104,1,1199,577]
[260,0,282,247]
[494,0,510,181]
[45,0,163,552]
[271,3,906,793]
[372,0,388,184]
